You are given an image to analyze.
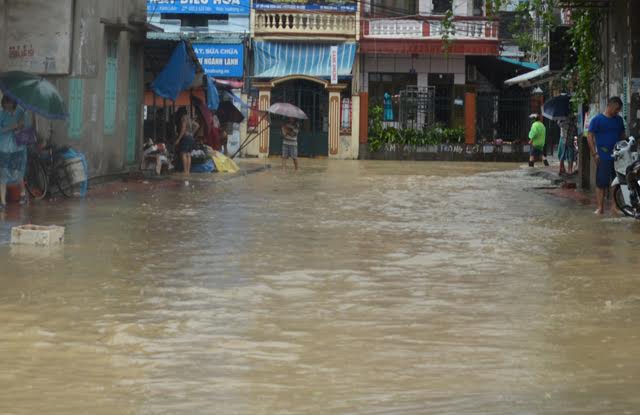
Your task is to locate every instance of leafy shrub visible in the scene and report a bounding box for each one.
[368,106,465,151]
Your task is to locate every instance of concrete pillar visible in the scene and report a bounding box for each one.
[578,136,593,190]
[351,94,360,159]
[257,86,271,158]
[328,88,341,157]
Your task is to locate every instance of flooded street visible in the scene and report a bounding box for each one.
[1,160,640,414]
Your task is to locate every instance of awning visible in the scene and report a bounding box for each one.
[504,65,562,87]
[253,41,356,79]
[498,57,540,71]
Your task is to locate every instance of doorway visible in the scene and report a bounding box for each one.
[270,79,329,157]
[429,73,454,127]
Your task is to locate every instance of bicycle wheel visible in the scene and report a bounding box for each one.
[25,156,48,200]
[56,163,84,198]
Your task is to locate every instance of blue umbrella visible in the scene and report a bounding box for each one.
[543,94,571,121]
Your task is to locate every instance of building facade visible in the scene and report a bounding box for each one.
[145,0,250,155]
[359,0,501,133]
[246,0,361,159]
[0,0,147,177]
[146,0,249,81]
[552,0,640,189]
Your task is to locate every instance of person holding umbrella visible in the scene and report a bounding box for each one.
[558,114,578,175]
[0,71,68,207]
[281,117,300,171]
[0,95,28,209]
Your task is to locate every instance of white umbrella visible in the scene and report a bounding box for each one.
[268,102,308,120]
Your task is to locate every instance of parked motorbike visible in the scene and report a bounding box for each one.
[611,136,640,217]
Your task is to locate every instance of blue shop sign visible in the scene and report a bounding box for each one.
[254,0,356,12]
[193,43,244,78]
[147,0,250,15]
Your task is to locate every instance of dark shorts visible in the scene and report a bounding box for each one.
[596,158,616,188]
[530,146,544,158]
[282,143,298,159]
[178,135,195,154]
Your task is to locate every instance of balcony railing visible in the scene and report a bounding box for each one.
[368,20,423,38]
[364,17,499,40]
[254,11,357,37]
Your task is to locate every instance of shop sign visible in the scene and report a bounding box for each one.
[147,0,250,15]
[330,46,338,84]
[254,0,356,12]
[192,43,244,78]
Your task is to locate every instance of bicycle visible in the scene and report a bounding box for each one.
[25,142,84,200]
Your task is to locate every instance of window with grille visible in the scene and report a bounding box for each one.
[368,0,417,17]
[432,0,453,14]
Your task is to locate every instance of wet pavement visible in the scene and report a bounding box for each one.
[1,160,640,414]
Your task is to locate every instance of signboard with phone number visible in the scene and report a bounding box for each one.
[147,0,250,15]
[254,0,356,12]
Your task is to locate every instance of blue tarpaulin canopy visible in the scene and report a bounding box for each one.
[151,41,196,101]
[253,41,357,79]
[206,76,219,111]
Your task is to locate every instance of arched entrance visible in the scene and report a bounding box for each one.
[270,79,329,157]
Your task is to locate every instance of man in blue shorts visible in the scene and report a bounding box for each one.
[587,97,626,215]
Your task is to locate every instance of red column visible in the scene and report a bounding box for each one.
[422,21,430,37]
[359,92,369,144]
[464,92,477,145]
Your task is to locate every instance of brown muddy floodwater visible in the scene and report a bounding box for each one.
[1,160,640,415]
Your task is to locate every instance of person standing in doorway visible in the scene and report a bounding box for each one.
[528,113,548,167]
[587,96,626,215]
[281,117,299,170]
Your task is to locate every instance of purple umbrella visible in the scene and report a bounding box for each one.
[268,102,308,120]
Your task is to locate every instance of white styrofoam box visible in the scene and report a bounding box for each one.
[11,225,65,246]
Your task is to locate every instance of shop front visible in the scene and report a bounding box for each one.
[270,79,329,157]
[250,41,357,159]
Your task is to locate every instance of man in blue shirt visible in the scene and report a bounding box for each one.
[587,96,626,215]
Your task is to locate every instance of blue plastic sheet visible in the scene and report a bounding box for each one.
[191,159,215,173]
[206,76,219,111]
[151,41,196,101]
[61,148,88,198]
[222,90,250,110]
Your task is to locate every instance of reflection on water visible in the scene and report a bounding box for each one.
[1,161,640,414]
